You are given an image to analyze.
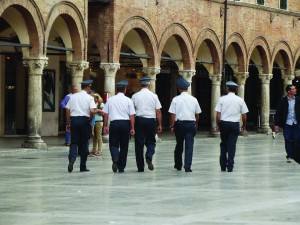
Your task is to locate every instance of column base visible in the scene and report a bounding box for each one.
[207,129,220,137]
[257,127,272,134]
[22,136,47,150]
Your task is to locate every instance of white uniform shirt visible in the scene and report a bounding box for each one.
[131,88,162,118]
[66,90,96,117]
[103,93,136,121]
[215,92,249,122]
[168,92,202,121]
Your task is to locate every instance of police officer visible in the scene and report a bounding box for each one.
[168,77,202,172]
[131,76,162,172]
[103,80,136,173]
[66,80,101,173]
[215,81,249,172]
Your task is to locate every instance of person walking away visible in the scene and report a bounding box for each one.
[60,85,78,146]
[65,80,101,173]
[274,85,300,163]
[215,81,248,172]
[90,93,105,157]
[168,77,201,172]
[103,80,136,173]
[131,76,162,172]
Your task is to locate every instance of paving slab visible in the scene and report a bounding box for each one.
[0,133,300,225]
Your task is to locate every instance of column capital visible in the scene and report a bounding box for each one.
[22,57,48,74]
[234,72,249,85]
[209,74,222,85]
[67,61,89,74]
[282,74,295,84]
[143,67,161,77]
[178,70,196,82]
[259,74,273,84]
[100,63,120,77]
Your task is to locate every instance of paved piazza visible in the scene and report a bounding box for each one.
[0,133,300,225]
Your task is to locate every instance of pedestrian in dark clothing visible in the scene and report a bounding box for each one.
[274,84,300,163]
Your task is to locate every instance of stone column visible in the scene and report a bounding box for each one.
[282,74,295,96]
[178,70,196,94]
[67,61,89,90]
[143,67,161,93]
[209,74,222,136]
[234,72,249,99]
[100,63,120,97]
[258,74,273,134]
[22,57,48,150]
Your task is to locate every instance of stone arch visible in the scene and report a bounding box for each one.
[226,32,248,72]
[248,36,271,74]
[45,2,87,61]
[115,16,158,67]
[294,47,300,77]
[0,0,44,57]
[271,41,293,75]
[194,28,222,74]
[158,23,194,70]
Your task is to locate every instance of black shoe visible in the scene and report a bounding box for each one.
[68,162,74,173]
[80,168,90,172]
[137,169,144,172]
[174,165,182,171]
[112,162,118,173]
[146,158,154,171]
[221,167,226,172]
[227,169,233,172]
[118,169,124,173]
[185,169,192,172]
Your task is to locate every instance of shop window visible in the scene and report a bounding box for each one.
[280,0,287,10]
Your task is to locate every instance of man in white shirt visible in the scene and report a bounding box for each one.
[103,80,136,173]
[131,76,162,172]
[65,80,101,173]
[169,77,202,172]
[215,81,249,172]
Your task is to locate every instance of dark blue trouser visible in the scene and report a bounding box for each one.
[283,123,300,159]
[174,121,197,170]
[134,117,156,170]
[219,121,240,170]
[69,116,91,169]
[109,120,130,170]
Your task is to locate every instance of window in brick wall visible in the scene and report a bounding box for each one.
[257,0,264,5]
[280,0,287,10]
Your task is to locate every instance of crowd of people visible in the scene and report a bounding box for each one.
[61,76,300,174]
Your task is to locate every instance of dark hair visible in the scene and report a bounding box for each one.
[286,84,293,93]
[228,86,237,92]
[117,86,126,92]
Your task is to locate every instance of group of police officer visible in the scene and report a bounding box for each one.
[66,76,249,174]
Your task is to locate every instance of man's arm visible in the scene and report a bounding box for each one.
[241,113,247,131]
[129,114,135,136]
[169,113,176,135]
[195,113,199,128]
[216,112,221,131]
[66,108,71,132]
[103,113,109,135]
[156,109,162,133]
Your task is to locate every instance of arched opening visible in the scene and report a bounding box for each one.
[192,64,211,128]
[270,62,284,110]
[245,60,261,130]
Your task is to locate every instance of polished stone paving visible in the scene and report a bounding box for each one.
[1,133,300,225]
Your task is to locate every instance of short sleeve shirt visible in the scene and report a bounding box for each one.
[103,93,136,121]
[66,90,96,117]
[131,88,162,118]
[215,92,249,122]
[168,92,202,121]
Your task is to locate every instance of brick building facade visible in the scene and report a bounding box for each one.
[0,0,299,148]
